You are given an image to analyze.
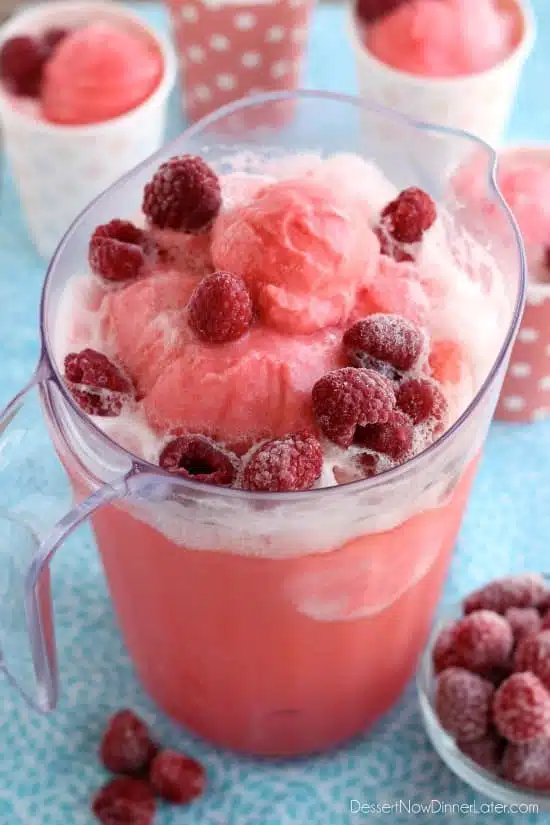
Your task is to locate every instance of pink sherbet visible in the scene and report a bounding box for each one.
[144,325,344,452]
[42,22,163,125]
[106,272,197,395]
[365,0,518,78]
[211,177,379,334]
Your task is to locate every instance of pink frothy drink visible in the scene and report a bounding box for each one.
[0,93,525,756]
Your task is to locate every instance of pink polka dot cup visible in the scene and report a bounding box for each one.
[166,0,313,125]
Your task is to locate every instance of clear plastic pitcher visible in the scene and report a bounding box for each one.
[0,91,525,756]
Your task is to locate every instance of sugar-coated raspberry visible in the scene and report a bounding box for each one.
[355,410,414,461]
[506,607,541,645]
[501,740,550,790]
[541,612,550,631]
[64,349,132,417]
[355,0,408,25]
[150,750,206,805]
[452,610,513,673]
[396,377,448,426]
[380,187,437,245]
[242,432,323,492]
[92,777,155,825]
[432,621,462,674]
[514,630,550,691]
[64,349,131,394]
[0,35,46,97]
[143,155,221,233]
[374,226,414,263]
[188,271,253,343]
[343,314,424,373]
[159,435,237,486]
[89,220,147,283]
[312,367,396,448]
[99,710,157,775]
[435,667,494,743]
[459,733,504,773]
[464,574,547,615]
[493,672,550,743]
[43,28,69,51]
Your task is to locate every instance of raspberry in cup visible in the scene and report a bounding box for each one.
[0,1,176,259]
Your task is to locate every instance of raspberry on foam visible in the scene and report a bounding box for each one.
[463,574,547,615]
[64,348,133,418]
[374,226,415,263]
[142,155,222,233]
[505,607,541,645]
[343,313,425,373]
[89,220,147,283]
[99,710,157,776]
[451,610,513,673]
[396,377,448,426]
[312,367,396,448]
[242,432,323,492]
[355,410,414,461]
[150,750,206,805]
[187,271,253,343]
[159,435,238,487]
[514,629,550,691]
[379,187,437,245]
[501,740,550,791]
[92,777,155,825]
[435,667,494,743]
[493,672,550,744]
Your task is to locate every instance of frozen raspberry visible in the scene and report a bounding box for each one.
[459,733,504,773]
[143,155,221,233]
[188,271,253,343]
[312,367,396,448]
[493,672,550,743]
[464,574,547,615]
[355,0,408,25]
[159,435,237,486]
[501,740,550,790]
[43,28,69,51]
[375,226,414,263]
[396,377,448,426]
[343,314,424,373]
[380,187,437,245]
[506,607,541,645]
[99,710,157,775]
[452,610,513,673]
[541,612,550,631]
[355,410,414,461]
[435,667,494,743]
[64,349,131,393]
[242,432,322,492]
[150,750,206,805]
[432,621,462,674]
[514,630,550,691]
[0,35,46,97]
[89,220,147,283]
[92,777,155,825]
[64,349,132,417]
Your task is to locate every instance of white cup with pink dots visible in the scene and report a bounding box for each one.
[166,0,314,126]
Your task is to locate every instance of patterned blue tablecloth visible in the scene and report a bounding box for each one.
[1,3,550,824]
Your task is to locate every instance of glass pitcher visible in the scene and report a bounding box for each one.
[0,91,525,756]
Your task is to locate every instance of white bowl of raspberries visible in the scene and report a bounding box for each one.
[417,573,550,808]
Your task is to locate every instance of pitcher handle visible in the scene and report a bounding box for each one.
[0,363,152,713]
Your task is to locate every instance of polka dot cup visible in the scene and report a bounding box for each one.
[166,0,313,125]
[496,284,550,422]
